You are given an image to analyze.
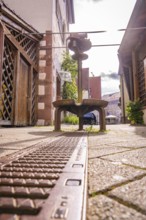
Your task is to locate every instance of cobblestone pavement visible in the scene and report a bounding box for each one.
[87,124,146,220]
[0,124,146,219]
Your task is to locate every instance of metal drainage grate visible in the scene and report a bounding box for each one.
[0,132,88,220]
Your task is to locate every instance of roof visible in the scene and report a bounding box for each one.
[118,0,146,59]
[0,0,42,38]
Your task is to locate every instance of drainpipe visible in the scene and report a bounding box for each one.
[121,75,126,123]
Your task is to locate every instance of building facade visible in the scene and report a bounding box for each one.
[82,68,101,99]
[102,92,121,123]
[0,0,74,126]
[118,0,146,124]
[89,76,101,99]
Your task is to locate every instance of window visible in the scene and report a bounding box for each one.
[56,0,65,43]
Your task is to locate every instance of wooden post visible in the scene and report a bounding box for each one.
[0,23,4,95]
[14,51,20,125]
[99,107,106,131]
[28,66,33,125]
[132,50,139,100]
[54,107,61,131]
[78,116,83,131]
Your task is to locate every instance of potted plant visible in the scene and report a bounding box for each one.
[126,100,144,125]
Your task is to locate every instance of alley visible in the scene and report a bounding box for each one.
[0,124,146,219]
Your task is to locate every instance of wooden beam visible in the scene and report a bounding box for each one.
[13,50,20,125]
[0,5,42,40]
[0,23,4,94]
[28,65,33,125]
[2,23,38,72]
[132,50,139,100]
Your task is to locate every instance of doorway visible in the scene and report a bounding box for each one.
[16,57,29,125]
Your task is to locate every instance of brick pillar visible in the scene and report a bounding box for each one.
[37,31,54,126]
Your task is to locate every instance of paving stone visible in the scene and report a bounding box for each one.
[88,147,128,159]
[108,139,146,148]
[87,195,146,220]
[88,124,146,220]
[0,149,18,157]
[101,148,146,168]
[88,158,146,194]
[109,176,146,212]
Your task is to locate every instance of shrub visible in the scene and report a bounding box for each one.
[63,115,79,125]
[61,52,78,100]
[126,100,144,125]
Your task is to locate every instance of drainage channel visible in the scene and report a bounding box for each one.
[0,132,88,220]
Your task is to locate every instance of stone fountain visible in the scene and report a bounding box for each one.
[53,33,108,131]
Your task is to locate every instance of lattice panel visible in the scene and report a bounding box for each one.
[137,59,146,105]
[31,71,37,125]
[1,39,15,121]
[6,25,39,66]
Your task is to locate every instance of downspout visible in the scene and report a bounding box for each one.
[121,75,126,123]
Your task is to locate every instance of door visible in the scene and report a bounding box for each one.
[17,57,29,125]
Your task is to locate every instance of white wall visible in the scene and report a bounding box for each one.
[143,109,146,124]
[3,0,52,32]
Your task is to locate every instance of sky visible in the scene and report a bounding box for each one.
[69,0,137,95]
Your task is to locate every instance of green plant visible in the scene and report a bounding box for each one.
[63,115,79,125]
[62,80,77,100]
[85,125,99,132]
[126,100,144,125]
[61,52,78,100]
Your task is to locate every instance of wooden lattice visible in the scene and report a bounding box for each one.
[6,24,39,65]
[31,71,38,125]
[1,39,15,121]
[137,59,146,105]
[0,22,40,125]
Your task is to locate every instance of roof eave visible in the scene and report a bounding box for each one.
[119,0,144,54]
[0,0,42,39]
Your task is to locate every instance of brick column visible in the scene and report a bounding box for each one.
[37,31,54,126]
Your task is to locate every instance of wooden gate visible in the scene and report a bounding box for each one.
[0,39,16,125]
[0,16,42,126]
